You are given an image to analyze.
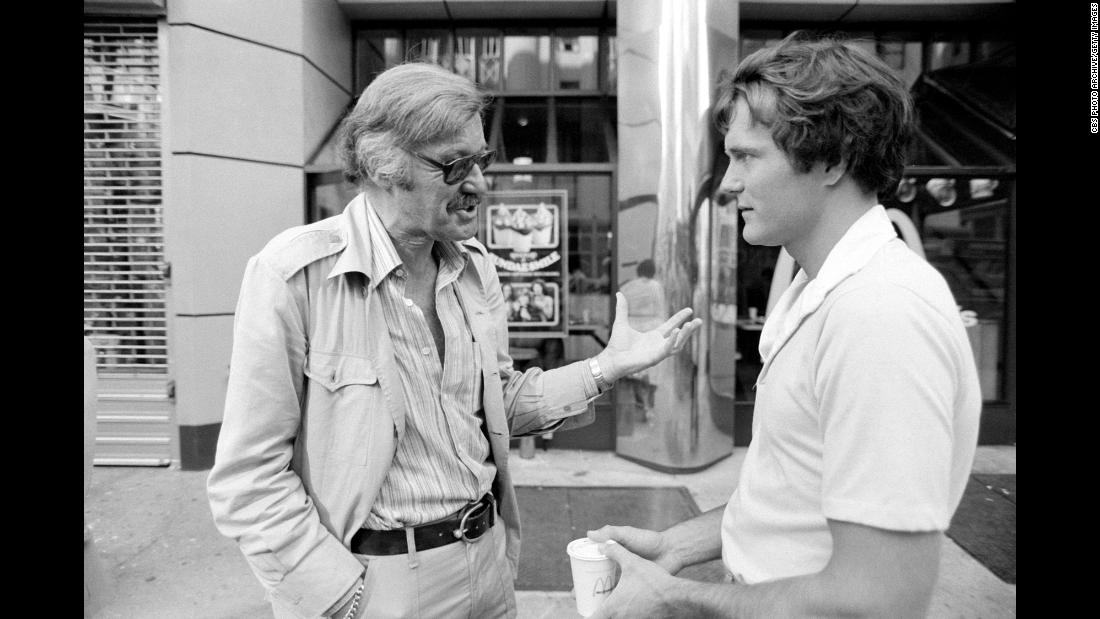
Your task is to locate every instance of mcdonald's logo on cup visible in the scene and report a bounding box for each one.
[567,537,621,617]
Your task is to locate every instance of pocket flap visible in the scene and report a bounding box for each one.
[305,351,378,391]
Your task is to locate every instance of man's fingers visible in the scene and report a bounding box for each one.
[662,316,702,352]
[587,526,614,543]
[674,319,702,348]
[659,307,694,336]
[589,528,638,564]
[588,526,638,546]
[598,540,633,566]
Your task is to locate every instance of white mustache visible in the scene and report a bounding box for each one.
[449,194,481,210]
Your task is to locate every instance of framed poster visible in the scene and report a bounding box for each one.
[481,189,568,336]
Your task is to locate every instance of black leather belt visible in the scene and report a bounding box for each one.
[351,493,496,555]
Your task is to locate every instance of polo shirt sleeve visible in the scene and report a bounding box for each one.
[814,284,962,532]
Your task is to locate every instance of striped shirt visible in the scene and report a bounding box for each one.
[362,203,496,529]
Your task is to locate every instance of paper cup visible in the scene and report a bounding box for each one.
[566,537,620,617]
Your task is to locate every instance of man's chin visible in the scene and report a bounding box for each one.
[437,221,480,242]
[741,228,771,247]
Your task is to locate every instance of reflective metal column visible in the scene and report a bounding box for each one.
[614,0,739,472]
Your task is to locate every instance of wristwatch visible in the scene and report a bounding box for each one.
[589,357,613,393]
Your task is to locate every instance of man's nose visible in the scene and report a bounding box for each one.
[716,177,744,206]
[461,163,489,194]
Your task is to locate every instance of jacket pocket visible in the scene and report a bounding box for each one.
[305,350,378,390]
[303,350,384,467]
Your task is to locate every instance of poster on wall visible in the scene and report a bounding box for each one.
[481,189,568,336]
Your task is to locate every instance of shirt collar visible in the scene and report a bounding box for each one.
[326,194,470,289]
[758,204,898,362]
[433,235,471,288]
[363,197,404,286]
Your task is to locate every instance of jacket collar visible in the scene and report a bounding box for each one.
[327,194,374,282]
[326,193,471,290]
[758,204,899,363]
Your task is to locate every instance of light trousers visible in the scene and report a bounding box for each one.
[352,521,516,619]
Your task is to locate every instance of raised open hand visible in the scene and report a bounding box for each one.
[596,292,703,383]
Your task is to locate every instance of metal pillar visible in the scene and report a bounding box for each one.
[614,0,740,472]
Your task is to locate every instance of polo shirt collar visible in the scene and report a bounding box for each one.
[759,204,898,363]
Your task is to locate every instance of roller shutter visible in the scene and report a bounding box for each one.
[84,17,174,466]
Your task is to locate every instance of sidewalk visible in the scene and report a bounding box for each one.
[85,446,1015,618]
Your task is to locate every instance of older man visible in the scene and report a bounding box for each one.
[207,62,701,619]
[588,32,982,618]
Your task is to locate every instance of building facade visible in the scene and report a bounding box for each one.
[84,0,1016,470]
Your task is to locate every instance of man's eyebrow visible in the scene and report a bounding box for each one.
[724,144,759,155]
[437,143,489,161]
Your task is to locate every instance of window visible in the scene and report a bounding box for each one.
[352,26,617,165]
[739,26,1014,90]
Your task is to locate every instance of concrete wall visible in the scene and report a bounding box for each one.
[164,0,352,469]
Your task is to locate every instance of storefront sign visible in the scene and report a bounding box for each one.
[481,189,569,335]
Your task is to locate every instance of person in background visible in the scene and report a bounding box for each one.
[529,279,555,322]
[617,260,666,334]
[588,32,981,618]
[515,291,541,322]
[616,259,667,425]
[501,282,520,322]
[207,62,702,619]
[570,258,593,294]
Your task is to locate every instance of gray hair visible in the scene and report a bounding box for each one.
[337,63,492,190]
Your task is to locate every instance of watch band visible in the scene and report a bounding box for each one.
[589,357,612,392]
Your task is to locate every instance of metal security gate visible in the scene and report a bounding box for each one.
[84,18,174,466]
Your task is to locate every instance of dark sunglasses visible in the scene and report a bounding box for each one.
[414,150,497,185]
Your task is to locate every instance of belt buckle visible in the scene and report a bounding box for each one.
[453,494,494,544]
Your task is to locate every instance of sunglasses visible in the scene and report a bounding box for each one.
[414,150,498,185]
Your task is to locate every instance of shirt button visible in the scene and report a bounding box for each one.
[404,298,414,307]
[421,347,431,356]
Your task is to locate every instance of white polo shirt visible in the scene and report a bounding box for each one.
[721,205,982,584]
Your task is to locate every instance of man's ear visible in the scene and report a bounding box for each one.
[822,158,848,186]
[822,138,854,186]
[367,171,403,194]
[365,169,388,190]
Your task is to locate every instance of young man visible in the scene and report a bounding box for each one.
[206,63,701,619]
[588,32,982,618]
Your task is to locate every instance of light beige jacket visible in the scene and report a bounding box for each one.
[207,195,597,618]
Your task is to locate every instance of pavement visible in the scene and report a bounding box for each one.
[85,446,1016,618]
